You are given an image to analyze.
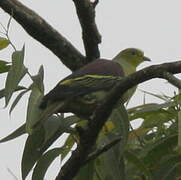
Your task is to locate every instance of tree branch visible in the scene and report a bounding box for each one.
[0,0,86,71]
[72,0,101,61]
[55,60,181,180]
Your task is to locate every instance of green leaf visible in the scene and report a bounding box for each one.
[26,85,43,134]
[26,66,44,133]
[61,134,75,161]
[21,115,78,179]
[178,111,181,152]
[74,161,95,180]
[143,135,177,167]
[172,93,181,107]
[162,163,181,180]
[0,37,10,50]
[128,101,176,117]
[153,154,181,180]
[9,88,30,114]
[0,124,26,143]
[141,110,174,129]
[125,150,153,179]
[95,134,126,180]
[29,65,44,93]
[109,103,129,157]
[128,101,176,129]
[0,60,11,73]
[42,115,79,149]
[95,103,129,180]
[0,86,26,100]
[43,115,64,142]
[41,115,78,151]
[32,148,63,180]
[21,128,45,180]
[5,46,26,106]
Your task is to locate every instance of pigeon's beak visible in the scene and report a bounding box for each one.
[143,56,151,62]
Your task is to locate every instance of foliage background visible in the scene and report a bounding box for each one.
[0,0,181,179]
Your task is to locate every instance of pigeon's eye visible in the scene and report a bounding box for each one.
[131,51,136,56]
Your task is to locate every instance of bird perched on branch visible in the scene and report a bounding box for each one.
[39,48,150,120]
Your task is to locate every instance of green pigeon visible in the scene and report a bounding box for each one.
[39,48,150,120]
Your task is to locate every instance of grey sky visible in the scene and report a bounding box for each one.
[0,0,180,179]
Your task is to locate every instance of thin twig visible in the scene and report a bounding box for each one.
[5,14,16,51]
[7,168,18,180]
[0,31,6,36]
[92,0,99,8]
[162,71,181,89]
[6,10,13,34]
[0,15,16,51]
[0,21,7,32]
[6,33,16,51]
[0,0,86,71]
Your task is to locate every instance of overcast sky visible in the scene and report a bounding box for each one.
[0,0,181,179]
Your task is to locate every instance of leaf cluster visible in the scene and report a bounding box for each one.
[0,21,180,180]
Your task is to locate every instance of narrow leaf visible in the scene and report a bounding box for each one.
[21,115,78,179]
[153,154,181,180]
[21,128,45,180]
[42,115,79,149]
[128,101,175,116]
[9,89,30,114]
[74,161,95,180]
[95,103,129,180]
[32,148,63,180]
[0,86,26,100]
[61,134,75,161]
[26,86,43,134]
[0,60,11,73]
[5,46,26,106]
[110,103,129,156]
[0,37,10,50]
[26,65,44,133]
[143,135,177,167]
[30,65,44,93]
[95,135,125,180]
[163,163,181,180]
[140,90,170,101]
[125,151,153,179]
[178,111,181,152]
[0,124,26,143]
[43,115,63,142]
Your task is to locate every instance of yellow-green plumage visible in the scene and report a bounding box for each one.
[39,48,150,120]
[113,48,150,102]
[113,48,150,75]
